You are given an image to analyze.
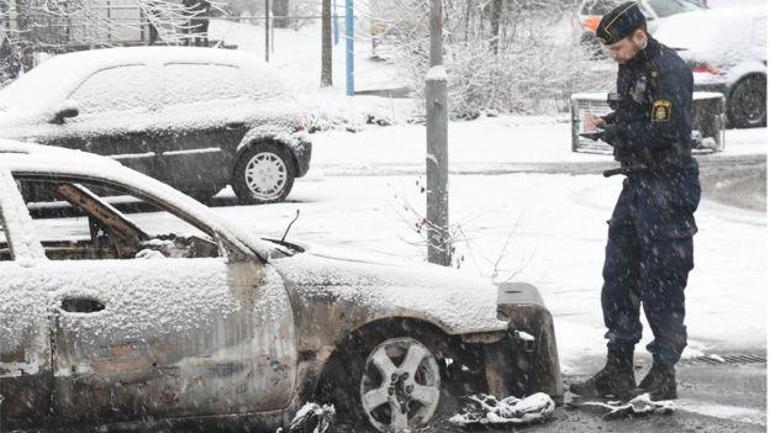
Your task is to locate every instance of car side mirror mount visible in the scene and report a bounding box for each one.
[51,100,79,124]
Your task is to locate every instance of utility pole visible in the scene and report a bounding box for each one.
[264,0,270,62]
[426,0,449,266]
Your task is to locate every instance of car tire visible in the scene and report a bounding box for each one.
[232,142,296,204]
[727,74,767,129]
[319,326,457,433]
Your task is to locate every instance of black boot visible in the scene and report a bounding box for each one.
[634,359,677,400]
[569,345,636,399]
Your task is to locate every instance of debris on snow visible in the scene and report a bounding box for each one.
[288,402,335,433]
[575,393,674,420]
[134,248,166,259]
[708,354,727,363]
[450,393,555,427]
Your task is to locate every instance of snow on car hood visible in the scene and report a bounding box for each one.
[0,110,43,132]
[271,243,507,335]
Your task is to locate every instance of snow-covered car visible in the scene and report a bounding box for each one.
[0,141,561,432]
[654,7,767,128]
[578,0,705,38]
[0,47,312,204]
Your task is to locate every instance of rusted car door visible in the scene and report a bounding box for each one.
[0,169,53,431]
[47,257,298,426]
[6,171,298,427]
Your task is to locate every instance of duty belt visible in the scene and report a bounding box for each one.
[603,164,648,177]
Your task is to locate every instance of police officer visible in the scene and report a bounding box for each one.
[570,1,700,401]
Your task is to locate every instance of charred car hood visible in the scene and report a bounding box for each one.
[270,243,507,335]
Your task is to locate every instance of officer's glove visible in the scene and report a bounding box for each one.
[601,125,624,148]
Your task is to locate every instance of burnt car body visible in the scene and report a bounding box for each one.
[0,142,561,433]
[0,47,311,204]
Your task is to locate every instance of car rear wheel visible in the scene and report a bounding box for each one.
[727,74,767,129]
[232,142,295,204]
[320,329,456,433]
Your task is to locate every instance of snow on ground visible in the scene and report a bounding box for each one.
[309,115,767,173]
[208,19,405,95]
[32,114,767,371]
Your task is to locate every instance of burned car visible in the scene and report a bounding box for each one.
[0,47,311,204]
[0,141,561,432]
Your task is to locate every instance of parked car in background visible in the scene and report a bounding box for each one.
[0,141,561,433]
[578,0,705,38]
[0,47,312,203]
[654,7,767,128]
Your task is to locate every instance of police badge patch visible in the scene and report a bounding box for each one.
[651,100,672,122]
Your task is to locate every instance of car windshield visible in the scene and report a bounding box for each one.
[647,0,704,18]
[0,58,74,111]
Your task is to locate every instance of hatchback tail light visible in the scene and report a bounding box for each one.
[693,63,719,75]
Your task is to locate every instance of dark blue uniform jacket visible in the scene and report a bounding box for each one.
[602,36,695,168]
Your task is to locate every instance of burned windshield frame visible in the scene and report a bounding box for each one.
[13,172,257,261]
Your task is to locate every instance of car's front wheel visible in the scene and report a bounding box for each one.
[727,74,767,129]
[360,337,443,432]
[232,142,296,204]
[320,329,455,433]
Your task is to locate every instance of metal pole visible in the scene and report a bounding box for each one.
[345,0,354,96]
[429,0,442,66]
[264,0,270,62]
[425,0,449,266]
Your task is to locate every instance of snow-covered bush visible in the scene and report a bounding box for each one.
[373,0,615,118]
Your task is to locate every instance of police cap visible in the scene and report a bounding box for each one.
[595,2,647,45]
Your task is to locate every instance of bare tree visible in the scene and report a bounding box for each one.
[272,0,289,28]
[320,0,332,87]
[361,0,611,118]
[0,0,223,76]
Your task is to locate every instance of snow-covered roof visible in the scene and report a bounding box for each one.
[0,140,274,260]
[0,46,285,113]
[40,46,271,72]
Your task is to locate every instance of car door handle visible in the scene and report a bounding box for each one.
[226,122,245,130]
[60,297,105,313]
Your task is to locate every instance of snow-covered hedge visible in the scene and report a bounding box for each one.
[377,0,615,119]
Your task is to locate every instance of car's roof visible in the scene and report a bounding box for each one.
[42,46,267,70]
[0,47,280,112]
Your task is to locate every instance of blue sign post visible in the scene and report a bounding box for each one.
[345,0,354,96]
[333,0,339,45]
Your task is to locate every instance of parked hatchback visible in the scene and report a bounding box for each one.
[0,47,312,203]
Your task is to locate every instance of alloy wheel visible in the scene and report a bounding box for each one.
[359,337,442,432]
